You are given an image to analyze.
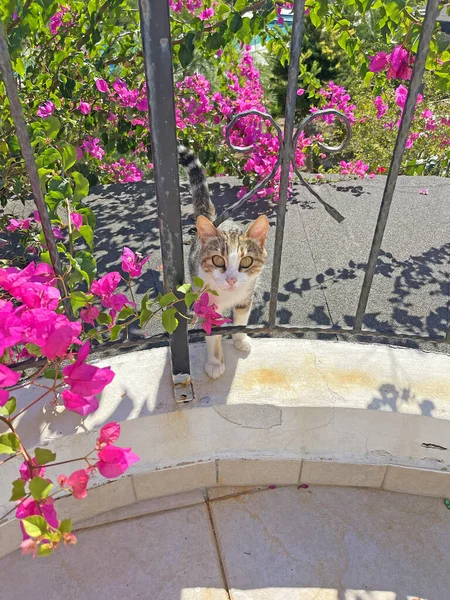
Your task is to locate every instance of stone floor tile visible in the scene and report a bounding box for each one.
[211,486,450,600]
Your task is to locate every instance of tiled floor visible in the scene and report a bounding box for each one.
[2,485,450,599]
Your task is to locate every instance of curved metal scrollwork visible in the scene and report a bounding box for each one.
[215,108,351,226]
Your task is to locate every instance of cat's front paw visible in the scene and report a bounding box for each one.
[205,359,225,379]
[233,334,252,352]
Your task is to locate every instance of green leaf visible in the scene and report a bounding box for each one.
[0,432,19,455]
[70,291,92,313]
[229,12,243,33]
[185,291,197,308]
[67,251,97,286]
[79,224,94,250]
[110,325,122,342]
[310,9,321,27]
[193,276,204,288]
[159,292,177,308]
[29,476,53,501]
[34,448,56,465]
[234,0,246,11]
[22,516,48,538]
[179,41,194,68]
[26,343,42,357]
[43,368,62,380]
[61,143,77,171]
[42,116,61,140]
[445,499,450,510]
[97,311,112,325]
[139,293,152,327]
[177,283,191,294]
[10,479,26,502]
[217,3,231,19]
[118,306,134,321]
[35,148,61,170]
[59,519,72,534]
[162,308,179,335]
[0,396,16,416]
[14,57,25,78]
[71,171,90,202]
[38,543,53,557]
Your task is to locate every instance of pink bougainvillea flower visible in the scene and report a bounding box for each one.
[6,218,20,232]
[193,293,232,335]
[296,88,305,96]
[81,136,105,160]
[0,302,24,355]
[136,98,148,111]
[199,7,214,20]
[419,189,430,195]
[387,45,413,80]
[80,305,100,326]
[20,538,38,557]
[63,341,115,396]
[37,101,56,118]
[58,469,90,499]
[96,445,139,478]
[369,172,376,179]
[95,78,109,93]
[52,227,65,240]
[422,108,433,119]
[91,272,121,297]
[62,389,99,415]
[97,422,121,448]
[19,458,46,482]
[0,390,9,406]
[395,84,408,109]
[369,51,389,73]
[16,497,58,540]
[121,247,150,278]
[0,363,20,388]
[71,212,83,230]
[77,101,92,115]
[374,95,388,119]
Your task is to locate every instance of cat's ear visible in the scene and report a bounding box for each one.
[196,216,218,244]
[246,215,269,247]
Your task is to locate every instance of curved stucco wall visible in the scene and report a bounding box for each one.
[1,338,450,556]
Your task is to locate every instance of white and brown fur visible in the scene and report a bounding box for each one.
[179,145,269,379]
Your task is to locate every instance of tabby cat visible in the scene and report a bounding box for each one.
[178,145,269,379]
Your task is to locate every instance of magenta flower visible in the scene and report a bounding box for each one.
[62,390,99,415]
[58,469,90,499]
[95,78,109,93]
[71,212,83,230]
[62,341,115,397]
[97,422,121,448]
[0,363,20,388]
[80,305,100,326]
[193,293,232,335]
[96,445,139,478]
[6,218,20,232]
[0,390,9,406]
[422,108,433,119]
[32,210,41,223]
[77,101,92,115]
[374,95,388,119]
[16,497,58,540]
[19,458,46,482]
[91,272,121,297]
[136,98,148,111]
[387,45,413,80]
[52,226,65,240]
[369,51,389,73]
[199,7,214,20]
[395,84,408,109]
[81,136,105,160]
[419,189,430,195]
[37,101,56,118]
[0,302,24,356]
[296,88,305,96]
[121,247,150,278]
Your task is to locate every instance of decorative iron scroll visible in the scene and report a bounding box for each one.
[215,108,352,227]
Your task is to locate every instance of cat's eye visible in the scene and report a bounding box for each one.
[212,255,225,268]
[240,256,253,269]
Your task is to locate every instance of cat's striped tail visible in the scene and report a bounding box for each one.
[178,145,216,221]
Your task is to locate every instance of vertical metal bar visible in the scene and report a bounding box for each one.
[354,0,439,331]
[268,0,306,327]
[138,0,191,390]
[0,22,71,316]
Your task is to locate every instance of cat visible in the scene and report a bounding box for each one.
[178,144,269,379]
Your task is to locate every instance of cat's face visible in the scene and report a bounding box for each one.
[196,215,269,293]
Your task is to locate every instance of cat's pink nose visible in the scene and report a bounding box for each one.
[226,276,237,288]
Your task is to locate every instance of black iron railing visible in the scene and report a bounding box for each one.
[0,0,443,400]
